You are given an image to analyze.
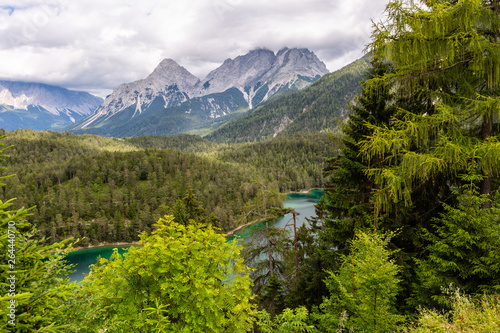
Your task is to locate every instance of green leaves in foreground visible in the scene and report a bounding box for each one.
[70,216,256,332]
[320,230,405,332]
[0,199,77,333]
[404,287,500,333]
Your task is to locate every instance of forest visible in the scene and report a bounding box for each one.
[0,129,334,246]
[1,0,500,332]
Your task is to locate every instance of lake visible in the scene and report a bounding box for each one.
[65,190,322,282]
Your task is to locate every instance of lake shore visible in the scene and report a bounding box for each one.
[224,189,322,237]
[71,241,139,252]
[284,188,320,195]
[71,189,323,246]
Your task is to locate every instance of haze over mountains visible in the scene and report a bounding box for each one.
[0,81,103,131]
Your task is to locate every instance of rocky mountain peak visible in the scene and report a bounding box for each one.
[268,48,329,83]
[0,80,103,130]
[147,59,200,90]
[196,48,276,97]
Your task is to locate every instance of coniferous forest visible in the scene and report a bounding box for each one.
[2,1,500,332]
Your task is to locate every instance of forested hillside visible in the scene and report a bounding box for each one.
[205,54,371,143]
[0,129,335,246]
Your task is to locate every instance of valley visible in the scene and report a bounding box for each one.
[0,129,336,247]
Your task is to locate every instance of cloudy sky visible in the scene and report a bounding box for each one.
[0,0,389,98]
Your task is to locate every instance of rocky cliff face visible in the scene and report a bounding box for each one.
[69,47,329,136]
[0,81,102,130]
[0,81,102,117]
[196,48,328,108]
[78,59,200,129]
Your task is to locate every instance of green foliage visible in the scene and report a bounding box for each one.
[322,58,396,255]
[0,129,333,246]
[217,132,336,192]
[362,0,500,210]
[168,187,208,226]
[0,129,284,244]
[415,178,500,303]
[404,287,500,333]
[259,274,287,316]
[125,134,218,153]
[206,54,371,143]
[257,307,318,333]
[243,225,292,296]
[69,216,256,332]
[0,137,76,332]
[319,231,405,333]
[291,200,329,308]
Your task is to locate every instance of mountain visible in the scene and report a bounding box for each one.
[204,54,372,143]
[0,81,103,131]
[67,47,329,137]
[195,48,328,108]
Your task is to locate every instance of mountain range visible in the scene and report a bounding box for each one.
[66,47,329,137]
[0,81,102,131]
[206,54,371,143]
[0,48,370,140]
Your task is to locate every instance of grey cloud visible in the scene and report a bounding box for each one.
[0,0,390,98]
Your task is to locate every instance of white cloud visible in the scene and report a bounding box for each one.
[0,0,389,98]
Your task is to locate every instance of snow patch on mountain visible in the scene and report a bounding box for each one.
[0,80,103,122]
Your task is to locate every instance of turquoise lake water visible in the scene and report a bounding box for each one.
[65,190,322,282]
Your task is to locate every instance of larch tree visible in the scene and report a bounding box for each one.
[361,0,500,211]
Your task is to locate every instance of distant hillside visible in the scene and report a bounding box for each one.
[0,129,336,246]
[205,54,372,143]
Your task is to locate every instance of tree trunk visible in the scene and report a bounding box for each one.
[481,115,493,208]
[266,221,273,276]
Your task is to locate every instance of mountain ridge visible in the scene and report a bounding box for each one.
[67,47,329,136]
[204,54,372,143]
[0,80,103,131]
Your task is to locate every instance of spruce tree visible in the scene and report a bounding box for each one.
[415,172,500,303]
[321,58,396,259]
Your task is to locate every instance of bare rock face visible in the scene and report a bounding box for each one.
[77,59,200,129]
[0,80,102,117]
[195,48,329,108]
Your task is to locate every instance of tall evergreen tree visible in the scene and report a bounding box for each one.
[362,0,500,211]
[321,58,396,261]
[358,0,500,306]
